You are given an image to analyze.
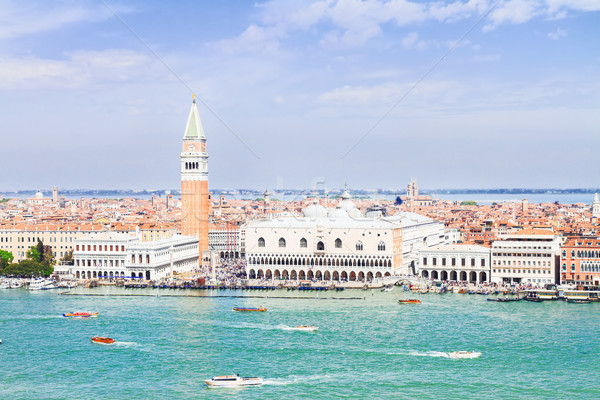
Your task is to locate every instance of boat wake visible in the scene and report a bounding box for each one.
[263,374,337,386]
[115,341,141,348]
[390,350,450,358]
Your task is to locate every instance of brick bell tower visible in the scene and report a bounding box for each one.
[181,95,209,255]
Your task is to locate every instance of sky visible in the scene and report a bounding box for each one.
[0,0,599,192]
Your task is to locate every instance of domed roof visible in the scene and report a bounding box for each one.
[328,206,349,219]
[303,202,328,218]
[35,190,43,199]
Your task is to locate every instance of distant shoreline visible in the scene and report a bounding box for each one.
[1,188,599,198]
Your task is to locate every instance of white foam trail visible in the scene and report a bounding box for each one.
[263,374,337,386]
[115,341,140,347]
[389,350,450,358]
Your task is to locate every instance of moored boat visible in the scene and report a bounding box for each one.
[398,299,421,304]
[63,312,98,318]
[566,298,591,304]
[447,351,481,359]
[232,307,267,312]
[91,336,115,345]
[204,375,263,387]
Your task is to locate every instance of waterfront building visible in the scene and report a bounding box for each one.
[209,223,242,258]
[0,224,103,262]
[245,189,445,281]
[70,231,198,280]
[180,95,209,256]
[419,244,491,283]
[490,228,561,285]
[560,237,600,288]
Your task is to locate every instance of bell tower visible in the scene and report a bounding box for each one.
[181,95,209,255]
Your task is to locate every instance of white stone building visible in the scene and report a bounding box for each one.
[245,191,445,282]
[209,225,242,258]
[71,231,199,280]
[419,244,491,283]
[490,229,561,285]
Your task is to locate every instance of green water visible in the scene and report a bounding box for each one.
[0,288,598,399]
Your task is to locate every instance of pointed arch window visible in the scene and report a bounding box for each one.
[378,242,386,251]
[356,241,363,251]
[258,237,265,248]
[279,238,286,248]
[300,238,307,248]
[335,238,342,248]
[317,241,325,251]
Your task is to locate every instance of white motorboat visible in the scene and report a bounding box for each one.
[28,279,57,290]
[447,351,481,359]
[381,286,393,292]
[204,375,263,387]
[288,325,318,332]
[0,281,10,289]
[9,280,23,289]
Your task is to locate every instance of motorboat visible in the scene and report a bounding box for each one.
[567,298,591,304]
[63,312,99,318]
[487,298,521,302]
[28,279,57,290]
[398,299,421,304]
[204,375,263,388]
[91,337,115,345]
[381,286,393,292]
[447,351,481,359]
[289,325,318,332]
[0,281,9,289]
[232,307,267,312]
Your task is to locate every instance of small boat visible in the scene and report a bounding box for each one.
[447,351,481,359]
[398,299,421,304]
[63,312,98,318]
[567,298,591,304]
[381,285,393,292]
[289,325,318,332]
[204,375,263,387]
[91,337,115,345]
[232,307,267,312]
[524,297,543,302]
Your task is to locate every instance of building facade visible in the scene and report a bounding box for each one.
[560,237,600,288]
[419,244,491,283]
[490,229,561,285]
[180,95,209,256]
[71,232,199,280]
[209,223,242,258]
[245,193,445,282]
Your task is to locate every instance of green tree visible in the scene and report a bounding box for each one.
[0,249,14,267]
[26,246,41,262]
[460,200,477,206]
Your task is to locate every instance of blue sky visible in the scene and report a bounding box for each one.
[0,0,599,192]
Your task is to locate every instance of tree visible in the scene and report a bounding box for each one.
[27,240,54,266]
[461,200,477,206]
[0,249,14,268]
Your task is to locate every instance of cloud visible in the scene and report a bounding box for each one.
[0,0,127,40]
[0,50,155,90]
[547,27,567,39]
[401,32,431,50]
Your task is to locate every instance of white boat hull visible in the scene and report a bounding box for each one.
[205,377,263,387]
[448,351,481,359]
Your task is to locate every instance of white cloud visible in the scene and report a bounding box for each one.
[216,0,600,52]
[0,50,155,90]
[0,0,127,40]
[401,32,431,50]
[547,27,568,39]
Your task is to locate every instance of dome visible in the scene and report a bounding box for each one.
[303,203,328,218]
[35,190,43,199]
[327,206,349,219]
